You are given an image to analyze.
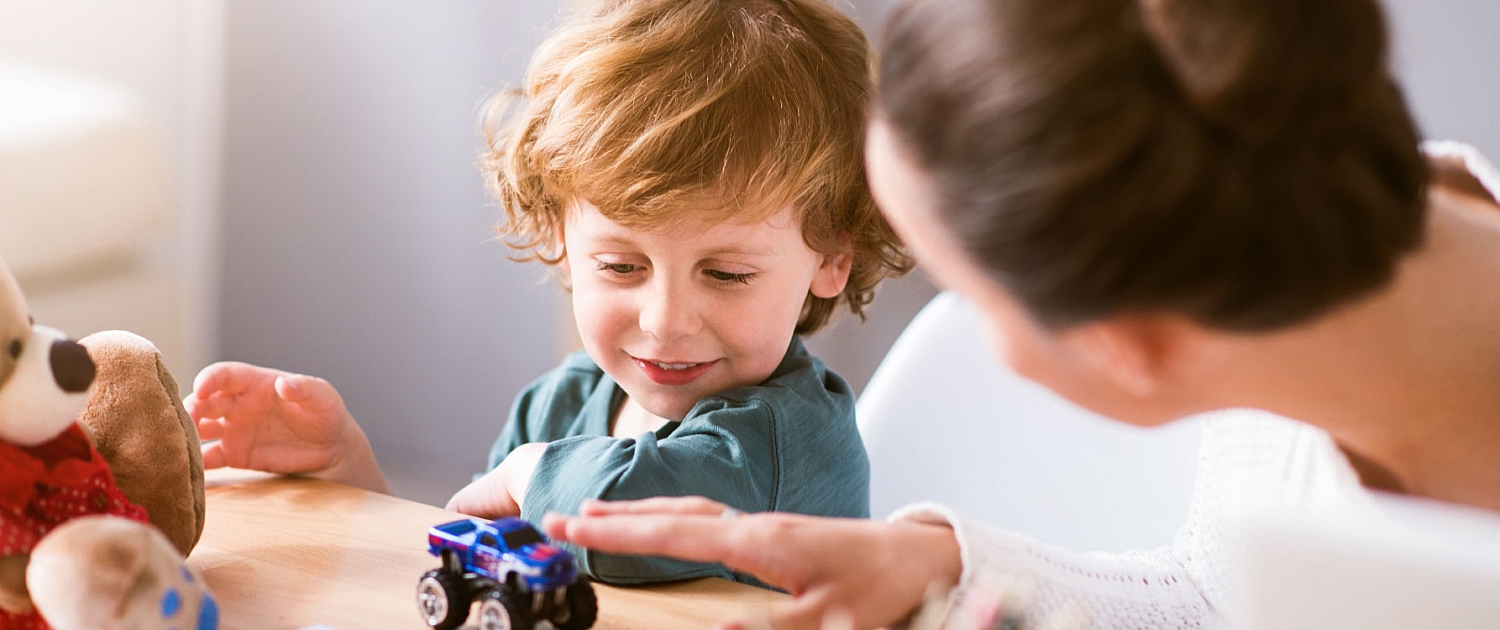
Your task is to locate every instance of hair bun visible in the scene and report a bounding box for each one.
[1139,0,1392,148]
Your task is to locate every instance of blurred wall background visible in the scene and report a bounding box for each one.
[2,0,1496,506]
[0,0,221,382]
[221,1,567,502]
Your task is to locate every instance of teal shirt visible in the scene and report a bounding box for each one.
[485,337,869,585]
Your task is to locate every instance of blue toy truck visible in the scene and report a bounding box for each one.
[416,517,597,630]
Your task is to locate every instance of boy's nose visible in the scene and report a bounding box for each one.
[638,283,703,340]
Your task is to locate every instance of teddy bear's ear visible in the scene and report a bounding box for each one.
[76,331,206,557]
[0,259,33,392]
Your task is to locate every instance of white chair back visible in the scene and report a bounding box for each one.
[858,292,1204,552]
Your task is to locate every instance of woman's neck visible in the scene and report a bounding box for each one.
[1234,188,1500,512]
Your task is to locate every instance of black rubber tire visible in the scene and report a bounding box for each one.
[416,569,469,630]
[553,578,599,630]
[476,589,531,630]
[440,549,464,574]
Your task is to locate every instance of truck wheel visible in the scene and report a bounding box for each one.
[477,590,531,630]
[440,549,464,575]
[416,569,469,630]
[552,578,598,630]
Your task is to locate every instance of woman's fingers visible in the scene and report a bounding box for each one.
[764,593,846,630]
[720,593,852,630]
[546,513,743,564]
[578,496,728,517]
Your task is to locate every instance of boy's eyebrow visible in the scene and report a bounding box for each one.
[588,235,775,257]
[697,246,776,257]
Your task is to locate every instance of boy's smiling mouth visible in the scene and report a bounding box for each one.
[630,356,720,386]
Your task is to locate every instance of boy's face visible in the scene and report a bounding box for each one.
[563,200,850,421]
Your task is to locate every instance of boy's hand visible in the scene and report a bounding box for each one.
[184,362,390,494]
[446,442,547,518]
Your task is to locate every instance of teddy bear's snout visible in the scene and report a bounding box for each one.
[50,338,96,393]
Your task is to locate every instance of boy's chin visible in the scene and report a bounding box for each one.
[625,390,697,423]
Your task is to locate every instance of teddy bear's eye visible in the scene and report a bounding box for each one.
[7,339,19,359]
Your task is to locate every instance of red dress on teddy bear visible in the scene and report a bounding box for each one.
[1,423,147,630]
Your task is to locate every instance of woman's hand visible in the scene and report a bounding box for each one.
[184,362,390,494]
[543,497,964,630]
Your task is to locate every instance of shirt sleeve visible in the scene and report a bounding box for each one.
[483,405,528,477]
[892,503,1216,629]
[482,367,562,477]
[520,401,778,585]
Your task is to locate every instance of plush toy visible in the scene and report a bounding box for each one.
[0,257,211,630]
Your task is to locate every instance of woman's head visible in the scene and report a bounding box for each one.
[486,0,911,336]
[868,0,1429,423]
[875,0,1427,332]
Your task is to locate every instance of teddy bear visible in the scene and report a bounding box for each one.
[0,255,210,630]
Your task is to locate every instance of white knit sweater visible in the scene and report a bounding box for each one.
[892,142,1500,630]
[895,410,1366,629]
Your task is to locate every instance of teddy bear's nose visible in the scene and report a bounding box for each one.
[50,339,96,393]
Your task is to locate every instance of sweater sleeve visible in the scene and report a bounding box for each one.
[520,401,778,585]
[892,503,1216,629]
[884,411,1354,629]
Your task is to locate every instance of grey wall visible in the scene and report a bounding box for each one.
[1384,0,1500,158]
[224,1,565,503]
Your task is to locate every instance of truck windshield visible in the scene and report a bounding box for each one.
[502,528,544,549]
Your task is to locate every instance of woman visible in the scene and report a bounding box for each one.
[542,0,1500,627]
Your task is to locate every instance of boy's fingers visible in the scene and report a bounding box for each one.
[201,440,227,469]
[186,391,237,421]
[196,417,224,441]
[192,361,264,397]
[275,374,339,411]
[182,393,202,420]
[580,496,728,517]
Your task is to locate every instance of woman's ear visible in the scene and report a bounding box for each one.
[810,235,854,299]
[1060,316,1183,397]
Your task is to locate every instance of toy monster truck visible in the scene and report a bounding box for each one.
[416,517,597,630]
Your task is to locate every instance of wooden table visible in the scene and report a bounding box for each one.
[188,469,787,629]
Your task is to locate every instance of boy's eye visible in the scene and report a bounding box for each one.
[596,261,641,275]
[705,269,755,285]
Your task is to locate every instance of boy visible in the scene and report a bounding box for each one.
[185,0,909,585]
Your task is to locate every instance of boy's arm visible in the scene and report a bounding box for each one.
[447,367,560,516]
[447,441,546,518]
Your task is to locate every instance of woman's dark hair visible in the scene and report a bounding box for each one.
[878,0,1429,331]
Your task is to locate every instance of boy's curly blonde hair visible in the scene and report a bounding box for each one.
[483,0,912,335]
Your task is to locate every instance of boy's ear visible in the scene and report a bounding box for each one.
[810,236,854,299]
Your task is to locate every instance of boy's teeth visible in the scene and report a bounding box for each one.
[653,361,697,370]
